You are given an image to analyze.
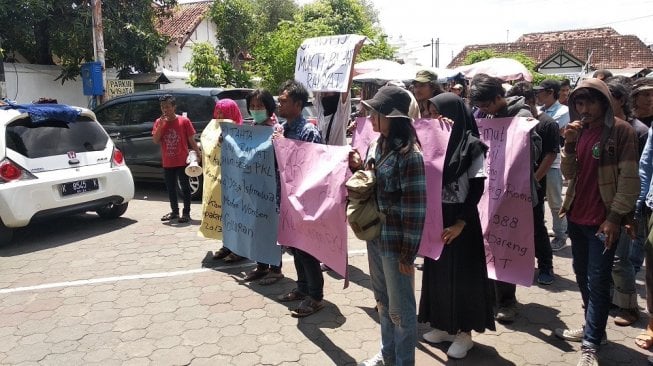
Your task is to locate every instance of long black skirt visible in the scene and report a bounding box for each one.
[418,203,495,333]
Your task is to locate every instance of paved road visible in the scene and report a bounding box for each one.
[0,182,651,365]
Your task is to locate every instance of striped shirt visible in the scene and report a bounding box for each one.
[374,144,427,265]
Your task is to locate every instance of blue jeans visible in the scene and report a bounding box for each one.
[568,222,617,349]
[546,168,567,239]
[163,167,190,215]
[292,248,323,301]
[611,213,645,308]
[367,240,416,366]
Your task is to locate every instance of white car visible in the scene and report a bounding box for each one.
[0,103,134,245]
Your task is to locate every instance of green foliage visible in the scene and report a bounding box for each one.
[252,0,297,33]
[249,0,393,91]
[220,61,253,88]
[463,49,498,65]
[0,0,177,83]
[209,0,258,63]
[185,42,224,87]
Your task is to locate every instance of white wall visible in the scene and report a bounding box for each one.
[158,19,219,73]
[3,63,122,107]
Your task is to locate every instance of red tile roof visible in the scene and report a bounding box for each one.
[156,1,212,48]
[448,27,653,71]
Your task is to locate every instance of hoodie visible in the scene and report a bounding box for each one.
[560,79,639,225]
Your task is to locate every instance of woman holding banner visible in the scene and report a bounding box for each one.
[210,99,246,263]
[352,85,427,366]
[417,93,495,359]
[242,89,285,285]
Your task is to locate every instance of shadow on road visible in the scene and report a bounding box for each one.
[0,214,137,256]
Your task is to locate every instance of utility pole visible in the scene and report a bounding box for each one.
[435,38,440,68]
[423,38,434,67]
[91,0,106,105]
[0,37,6,99]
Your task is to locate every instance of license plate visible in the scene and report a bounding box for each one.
[61,178,99,196]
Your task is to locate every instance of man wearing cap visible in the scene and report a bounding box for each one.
[535,79,570,252]
[411,69,443,118]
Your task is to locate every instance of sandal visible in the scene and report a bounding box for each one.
[177,214,190,223]
[244,268,268,282]
[223,253,245,263]
[161,212,179,221]
[277,289,306,302]
[636,331,653,350]
[291,297,325,318]
[212,247,231,260]
[258,271,284,285]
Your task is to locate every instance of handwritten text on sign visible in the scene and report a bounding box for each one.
[414,118,450,260]
[199,120,224,240]
[295,34,366,92]
[220,123,281,266]
[477,117,538,287]
[274,138,351,284]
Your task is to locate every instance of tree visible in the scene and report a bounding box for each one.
[252,0,297,33]
[250,0,394,91]
[185,42,224,87]
[0,0,177,82]
[209,0,258,66]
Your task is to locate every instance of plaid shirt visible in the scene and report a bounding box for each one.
[374,145,427,265]
[281,116,322,143]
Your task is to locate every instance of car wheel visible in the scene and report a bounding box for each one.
[178,175,203,201]
[0,220,14,246]
[96,202,129,219]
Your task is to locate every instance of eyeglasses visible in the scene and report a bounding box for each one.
[158,95,174,102]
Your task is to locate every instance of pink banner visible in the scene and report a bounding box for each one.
[477,117,538,287]
[350,116,379,157]
[273,138,351,285]
[414,118,450,260]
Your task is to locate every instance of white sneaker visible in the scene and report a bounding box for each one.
[423,328,456,344]
[447,332,474,359]
[357,352,385,366]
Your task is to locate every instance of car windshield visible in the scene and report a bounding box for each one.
[6,116,108,158]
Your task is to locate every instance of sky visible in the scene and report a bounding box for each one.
[295,0,653,67]
[180,0,653,68]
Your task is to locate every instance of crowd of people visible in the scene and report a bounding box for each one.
[151,68,653,366]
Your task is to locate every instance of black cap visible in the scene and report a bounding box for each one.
[361,86,411,118]
[533,79,561,93]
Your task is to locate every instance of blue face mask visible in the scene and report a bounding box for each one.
[250,110,268,124]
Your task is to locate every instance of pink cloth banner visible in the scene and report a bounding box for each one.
[350,116,379,157]
[414,118,450,260]
[273,138,351,285]
[477,117,538,287]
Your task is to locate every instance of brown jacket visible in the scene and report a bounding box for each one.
[560,78,639,225]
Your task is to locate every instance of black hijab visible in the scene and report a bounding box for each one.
[428,92,487,185]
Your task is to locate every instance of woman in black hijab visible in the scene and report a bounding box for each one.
[417,92,495,359]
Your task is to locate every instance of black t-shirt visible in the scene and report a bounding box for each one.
[534,112,560,169]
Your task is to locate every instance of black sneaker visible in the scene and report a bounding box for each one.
[161,212,179,221]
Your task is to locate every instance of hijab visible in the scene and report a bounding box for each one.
[429,92,487,185]
[214,99,243,125]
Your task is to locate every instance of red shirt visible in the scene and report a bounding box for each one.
[152,115,196,168]
[567,125,606,225]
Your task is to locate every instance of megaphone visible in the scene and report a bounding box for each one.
[185,150,202,177]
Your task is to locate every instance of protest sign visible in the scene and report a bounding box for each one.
[220,123,281,266]
[477,117,538,287]
[199,120,224,240]
[274,138,350,283]
[295,34,366,92]
[350,116,379,157]
[414,118,449,260]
